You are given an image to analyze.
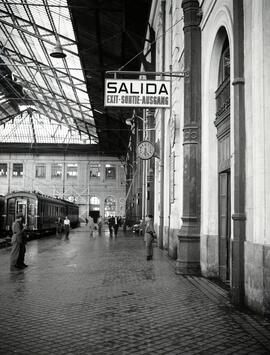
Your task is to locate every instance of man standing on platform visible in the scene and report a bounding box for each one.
[113,216,120,237]
[63,216,70,239]
[10,213,27,270]
[108,215,115,237]
[97,215,103,234]
[89,216,95,237]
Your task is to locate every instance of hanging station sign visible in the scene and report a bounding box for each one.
[104,79,170,108]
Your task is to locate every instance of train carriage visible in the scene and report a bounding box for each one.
[4,191,79,238]
[0,195,4,236]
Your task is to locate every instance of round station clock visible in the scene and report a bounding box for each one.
[137,140,155,160]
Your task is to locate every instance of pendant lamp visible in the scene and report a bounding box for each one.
[50,38,66,58]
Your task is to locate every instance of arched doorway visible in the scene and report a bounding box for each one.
[104,196,116,218]
[215,31,231,283]
[89,196,100,222]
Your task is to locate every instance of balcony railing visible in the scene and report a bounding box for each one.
[215,76,230,120]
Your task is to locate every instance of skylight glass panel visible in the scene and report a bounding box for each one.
[59,103,71,115]
[9,4,28,20]
[10,29,32,57]
[66,55,82,71]
[29,71,47,89]
[69,72,85,84]
[28,2,52,31]
[76,91,90,104]
[83,113,95,123]
[49,101,60,110]
[0,110,92,144]
[2,28,29,57]
[14,65,32,83]
[1,41,15,58]
[27,35,50,64]
[0,12,13,25]
[16,18,36,35]
[32,90,48,104]
[62,43,78,55]
[47,0,75,40]
[61,85,76,101]
[45,76,62,94]
[58,15,74,40]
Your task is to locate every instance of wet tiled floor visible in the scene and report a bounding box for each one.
[0,225,270,355]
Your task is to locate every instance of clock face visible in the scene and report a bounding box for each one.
[137,140,155,160]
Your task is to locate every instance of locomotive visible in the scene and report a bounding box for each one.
[3,191,79,238]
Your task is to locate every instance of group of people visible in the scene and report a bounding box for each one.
[88,215,103,237]
[108,215,122,237]
[87,215,122,238]
[108,214,156,260]
[10,212,157,271]
[10,214,72,271]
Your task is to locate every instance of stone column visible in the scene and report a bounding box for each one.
[176,0,201,275]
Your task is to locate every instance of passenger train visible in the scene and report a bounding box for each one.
[3,191,79,238]
[0,195,4,235]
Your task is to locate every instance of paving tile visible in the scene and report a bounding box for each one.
[0,226,270,354]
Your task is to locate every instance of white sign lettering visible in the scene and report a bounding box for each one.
[104,79,171,108]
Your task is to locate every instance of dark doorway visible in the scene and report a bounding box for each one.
[215,30,231,284]
[219,171,231,282]
[89,211,99,223]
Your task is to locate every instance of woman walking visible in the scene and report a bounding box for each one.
[144,215,156,261]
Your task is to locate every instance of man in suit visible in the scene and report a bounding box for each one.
[108,216,115,237]
[113,216,120,237]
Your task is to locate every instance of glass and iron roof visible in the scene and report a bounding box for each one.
[0,0,98,144]
[0,107,91,144]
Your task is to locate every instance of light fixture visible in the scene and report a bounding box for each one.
[125,117,134,126]
[125,110,146,126]
[50,1,66,59]
[50,38,66,58]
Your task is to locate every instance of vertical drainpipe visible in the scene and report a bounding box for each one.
[231,0,246,305]
[87,161,90,219]
[62,153,66,198]
[142,109,147,220]
[158,0,166,249]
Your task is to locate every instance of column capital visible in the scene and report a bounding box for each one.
[183,126,199,145]
[182,0,202,28]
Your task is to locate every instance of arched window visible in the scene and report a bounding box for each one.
[89,196,100,211]
[90,196,100,205]
[215,34,231,120]
[104,196,116,217]
[218,38,230,85]
[215,32,231,283]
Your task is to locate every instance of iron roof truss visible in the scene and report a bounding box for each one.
[0,0,98,143]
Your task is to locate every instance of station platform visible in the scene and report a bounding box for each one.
[0,225,270,355]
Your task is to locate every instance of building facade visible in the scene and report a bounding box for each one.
[0,149,126,221]
[127,0,270,315]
